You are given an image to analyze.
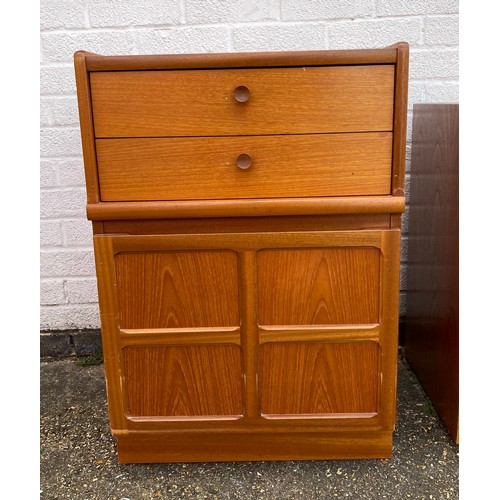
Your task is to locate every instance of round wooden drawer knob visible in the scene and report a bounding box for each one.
[234,85,250,103]
[236,153,252,170]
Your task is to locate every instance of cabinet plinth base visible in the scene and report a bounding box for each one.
[115,430,393,463]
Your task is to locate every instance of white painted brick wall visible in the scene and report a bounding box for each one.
[135,26,231,54]
[186,0,280,23]
[233,23,326,51]
[282,1,375,21]
[88,0,182,27]
[40,0,459,330]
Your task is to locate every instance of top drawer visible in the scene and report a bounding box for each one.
[90,65,395,138]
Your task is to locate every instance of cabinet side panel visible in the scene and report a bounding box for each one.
[74,52,100,204]
[257,248,380,325]
[115,250,239,328]
[123,345,244,417]
[260,342,379,415]
[391,42,409,196]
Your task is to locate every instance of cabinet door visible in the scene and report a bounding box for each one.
[254,231,400,426]
[94,236,245,428]
[94,230,400,432]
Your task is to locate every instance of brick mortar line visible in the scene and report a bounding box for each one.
[41,277,97,281]
[40,297,99,302]
[40,62,75,68]
[41,125,81,130]
[40,216,87,222]
[41,246,94,252]
[42,303,97,307]
[41,96,78,102]
[40,186,86,191]
[410,47,459,53]
[41,277,96,282]
[42,251,94,258]
[40,94,78,98]
[41,155,83,160]
[40,12,458,35]
[41,154,86,160]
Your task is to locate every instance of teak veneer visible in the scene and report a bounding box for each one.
[74,44,409,463]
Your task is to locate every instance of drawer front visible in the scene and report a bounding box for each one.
[90,65,395,138]
[96,132,393,201]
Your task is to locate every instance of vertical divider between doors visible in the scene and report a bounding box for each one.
[240,250,260,419]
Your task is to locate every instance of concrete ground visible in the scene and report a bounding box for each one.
[40,351,458,499]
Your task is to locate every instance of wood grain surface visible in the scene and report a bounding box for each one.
[93,236,128,429]
[96,132,393,202]
[115,430,392,463]
[119,327,241,346]
[258,325,379,344]
[74,52,100,203]
[92,227,400,461]
[257,248,380,325]
[107,230,385,255]
[391,42,409,196]
[123,345,244,417]
[90,66,394,137]
[100,214,392,236]
[115,250,239,328]
[75,44,409,462]
[260,342,379,415]
[87,196,406,221]
[405,104,459,443]
[81,46,398,72]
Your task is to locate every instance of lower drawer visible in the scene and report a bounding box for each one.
[96,132,393,201]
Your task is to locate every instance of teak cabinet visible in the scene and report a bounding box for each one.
[74,44,409,463]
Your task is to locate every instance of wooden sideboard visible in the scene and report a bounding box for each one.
[74,43,409,463]
[405,104,459,443]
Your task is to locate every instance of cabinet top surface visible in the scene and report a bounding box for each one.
[75,43,407,72]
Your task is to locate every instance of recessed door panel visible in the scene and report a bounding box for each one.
[260,341,379,416]
[257,248,380,325]
[123,345,244,418]
[115,250,239,328]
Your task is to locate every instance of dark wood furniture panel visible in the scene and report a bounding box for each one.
[404,103,459,443]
